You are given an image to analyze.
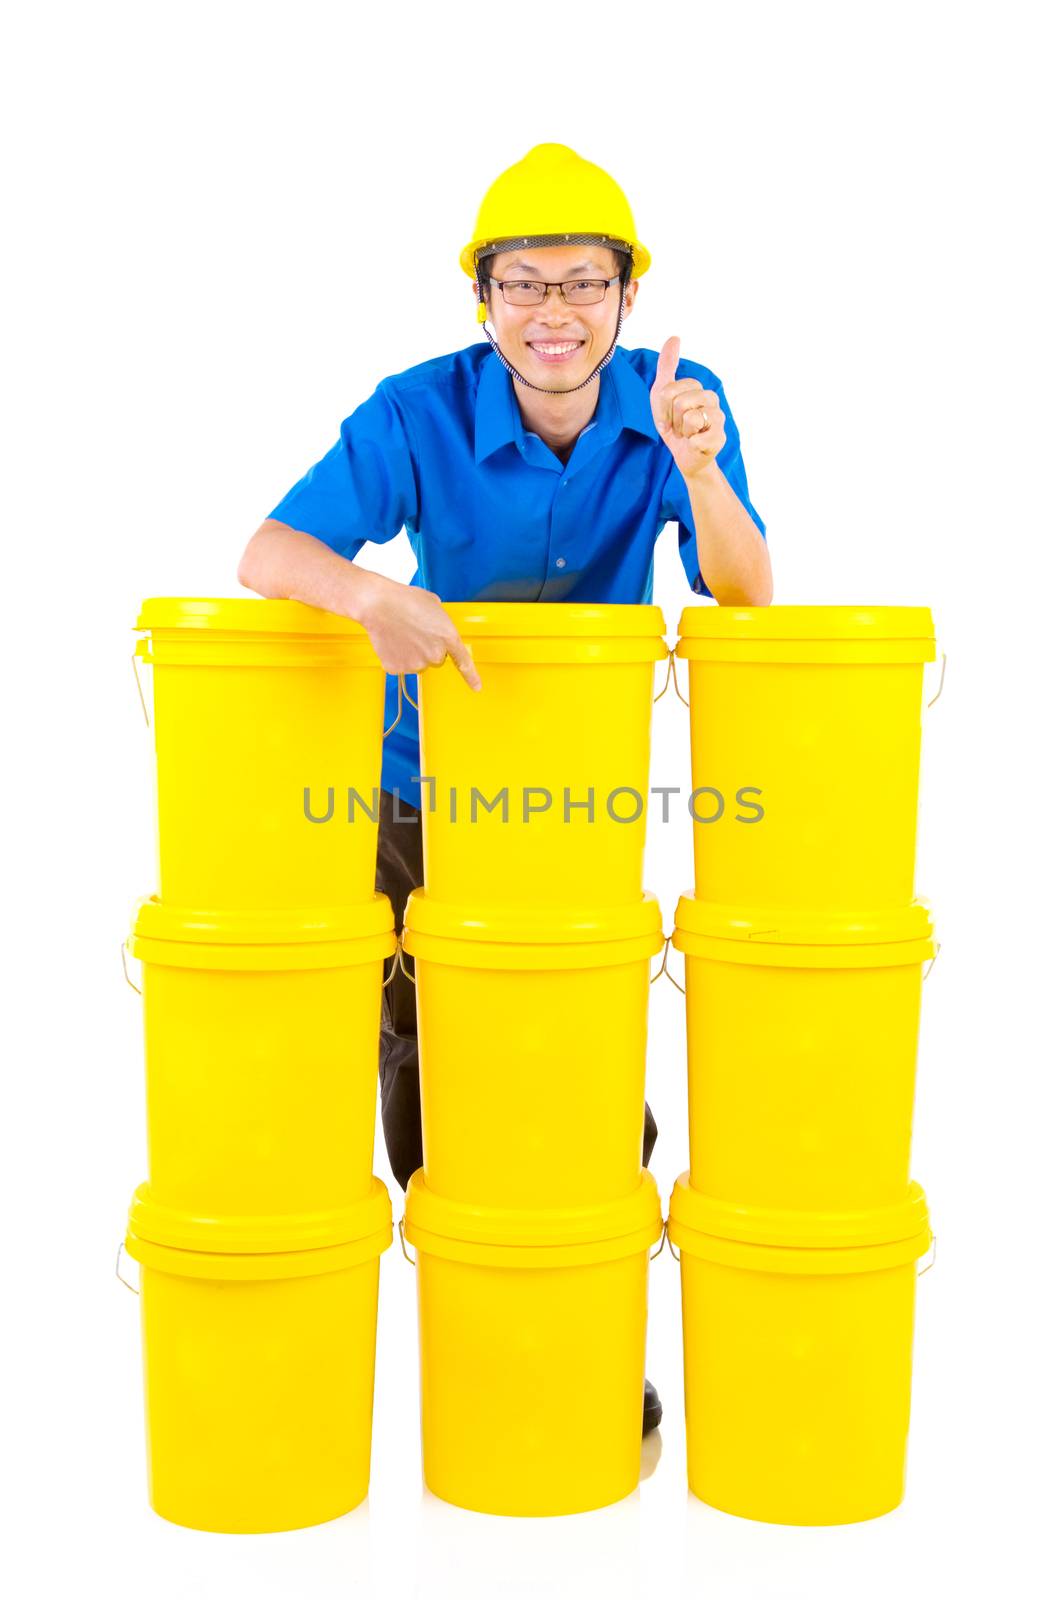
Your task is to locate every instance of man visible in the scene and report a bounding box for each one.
[238,143,772,1438]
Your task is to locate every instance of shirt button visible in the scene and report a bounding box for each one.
[555,557,567,568]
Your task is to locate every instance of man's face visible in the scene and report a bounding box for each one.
[476,244,637,390]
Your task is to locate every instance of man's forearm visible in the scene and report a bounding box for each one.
[237,519,389,624]
[685,464,773,606]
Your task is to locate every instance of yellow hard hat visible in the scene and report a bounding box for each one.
[459,143,651,283]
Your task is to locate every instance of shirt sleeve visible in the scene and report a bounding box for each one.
[265,380,419,561]
[659,374,766,599]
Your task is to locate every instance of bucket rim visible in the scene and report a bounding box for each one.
[129,892,395,948]
[667,1221,933,1276]
[403,1168,660,1251]
[438,601,666,638]
[672,894,934,949]
[124,1227,393,1281]
[134,597,372,637]
[667,1172,930,1251]
[403,889,662,947]
[126,1176,392,1255]
[677,604,935,642]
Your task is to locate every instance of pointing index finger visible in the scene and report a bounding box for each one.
[447,631,482,692]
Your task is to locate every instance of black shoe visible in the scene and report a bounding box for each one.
[642,1378,662,1436]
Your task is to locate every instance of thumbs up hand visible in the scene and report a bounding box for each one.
[649,335,725,480]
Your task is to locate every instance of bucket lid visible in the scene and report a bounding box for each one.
[134,597,370,636]
[677,604,935,643]
[404,1168,661,1250]
[440,602,665,638]
[403,889,662,946]
[126,1176,392,1255]
[130,891,395,947]
[672,894,934,948]
[668,1171,929,1250]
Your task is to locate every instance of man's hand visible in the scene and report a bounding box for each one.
[356,574,482,691]
[649,335,725,481]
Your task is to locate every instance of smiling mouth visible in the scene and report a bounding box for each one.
[527,340,585,362]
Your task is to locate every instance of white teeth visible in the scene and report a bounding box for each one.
[532,342,581,354]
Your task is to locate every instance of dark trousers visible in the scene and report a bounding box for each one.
[375,788,659,1191]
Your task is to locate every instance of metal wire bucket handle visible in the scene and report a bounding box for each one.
[116,1242,139,1294]
[650,934,685,994]
[927,650,947,708]
[659,1221,681,1262]
[397,1217,416,1265]
[918,1236,937,1276]
[380,931,416,989]
[653,648,690,708]
[382,936,416,988]
[383,673,421,738]
[120,940,142,995]
[131,651,150,727]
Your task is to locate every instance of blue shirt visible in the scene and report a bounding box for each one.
[267,341,766,810]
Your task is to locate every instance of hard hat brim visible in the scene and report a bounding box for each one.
[460,234,651,280]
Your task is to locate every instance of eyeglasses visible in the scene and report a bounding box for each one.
[488,275,622,306]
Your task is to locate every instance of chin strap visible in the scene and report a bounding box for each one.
[475,260,631,395]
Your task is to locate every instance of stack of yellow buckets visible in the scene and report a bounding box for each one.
[665,605,938,1524]
[397,602,669,1516]
[122,599,396,1533]
[119,597,939,1530]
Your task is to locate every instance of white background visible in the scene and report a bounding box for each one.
[3,2,1058,1596]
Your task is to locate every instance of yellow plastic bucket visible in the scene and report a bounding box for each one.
[133,597,386,908]
[675,606,936,910]
[124,1178,392,1534]
[417,603,667,908]
[668,1171,932,1525]
[671,894,937,1209]
[401,890,664,1207]
[402,1170,662,1516]
[126,892,395,1216]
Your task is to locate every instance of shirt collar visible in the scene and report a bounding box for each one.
[474,345,657,465]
